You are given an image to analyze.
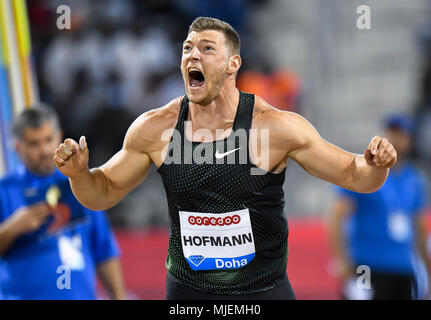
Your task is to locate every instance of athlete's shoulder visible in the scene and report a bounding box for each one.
[134,96,182,130]
[124,97,183,150]
[253,95,315,135]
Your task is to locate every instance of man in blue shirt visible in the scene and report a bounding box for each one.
[329,114,430,300]
[0,106,126,299]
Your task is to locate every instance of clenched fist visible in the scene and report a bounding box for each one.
[364,136,397,168]
[54,136,89,178]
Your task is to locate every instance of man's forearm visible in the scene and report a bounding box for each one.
[329,220,349,263]
[0,220,21,256]
[97,258,126,300]
[416,216,431,278]
[350,155,389,193]
[328,202,352,263]
[69,168,114,211]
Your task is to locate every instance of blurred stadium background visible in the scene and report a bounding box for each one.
[1,0,431,299]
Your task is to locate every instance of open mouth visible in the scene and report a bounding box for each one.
[188,68,205,88]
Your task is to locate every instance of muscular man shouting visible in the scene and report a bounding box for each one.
[54,17,397,300]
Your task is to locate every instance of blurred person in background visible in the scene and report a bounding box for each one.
[0,106,125,300]
[415,30,431,171]
[329,114,430,300]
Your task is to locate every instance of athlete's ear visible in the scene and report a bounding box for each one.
[227,54,241,75]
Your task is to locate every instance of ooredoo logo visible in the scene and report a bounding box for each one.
[188,215,241,226]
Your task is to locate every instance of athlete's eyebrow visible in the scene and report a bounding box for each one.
[183,39,217,46]
[201,39,217,45]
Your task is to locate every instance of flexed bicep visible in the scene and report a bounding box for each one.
[284,112,392,193]
[99,147,152,200]
[284,113,356,190]
[99,118,153,203]
[65,102,179,211]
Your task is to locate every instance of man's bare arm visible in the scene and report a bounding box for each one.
[415,213,431,289]
[96,257,127,300]
[0,203,51,255]
[0,220,20,256]
[54,114,153,211]
[328,197,355,281]
[279,112,397,193]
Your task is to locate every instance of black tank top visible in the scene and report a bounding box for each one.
[157,91,289,295]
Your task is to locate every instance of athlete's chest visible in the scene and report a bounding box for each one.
[151,94,289,172]
[151,126,287,174]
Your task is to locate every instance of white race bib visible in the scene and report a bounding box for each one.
[179,208,256,271]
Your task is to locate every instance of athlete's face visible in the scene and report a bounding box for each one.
[16,122,62,176]
[181,30,238,105]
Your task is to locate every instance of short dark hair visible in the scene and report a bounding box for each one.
[188,17,240,55]
[12,104,60,140]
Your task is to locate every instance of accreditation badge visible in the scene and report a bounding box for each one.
[58,234,85,270]
[387,211,411,242]
[179,208,256,271]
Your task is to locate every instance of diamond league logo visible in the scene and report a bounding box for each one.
[188,255,206,267]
